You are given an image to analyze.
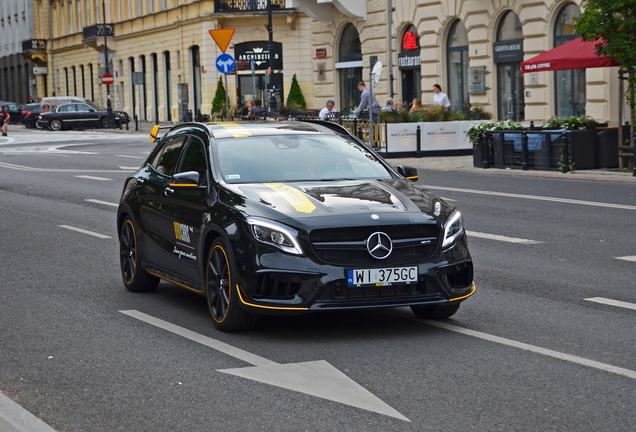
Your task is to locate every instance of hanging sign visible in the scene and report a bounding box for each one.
[235,41,283,71]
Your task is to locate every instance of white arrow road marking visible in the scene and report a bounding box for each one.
[75,175,112,181]
[58,225,112,239]
[584,297,636,311]
[85,199,119,207]
[615,256,636,263]
[120,310,410,422]
[422,320,636,380]
[465,230,543,244]
[425,185,636,211]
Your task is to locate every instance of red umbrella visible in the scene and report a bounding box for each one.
[520,37,620,73]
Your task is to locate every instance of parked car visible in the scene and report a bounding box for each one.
[117,121,475,332]
[22,103,42,128]
[0,101,24,124]
[41,96,130,127]
[37,101,125,131]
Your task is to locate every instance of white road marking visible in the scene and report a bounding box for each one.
[0,161,133,173]
[85,199,118,207]
[58,225,111,239]
[75,175,112,181]
[0,393,57,432]
[466,230,543,244]
[615,256,636,263]
[584,297,636,311]
[115,154,144,159]
[120,310,409,421]
[423,320,636,380]
[425,185,636,211]
[119,166,140,170]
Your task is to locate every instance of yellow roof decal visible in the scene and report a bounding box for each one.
[265,183,316,214]
[218,122,252,138]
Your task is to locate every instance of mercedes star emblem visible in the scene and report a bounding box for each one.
[367,232,393,259]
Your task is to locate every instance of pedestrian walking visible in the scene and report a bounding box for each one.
[0,105,10,136]
[433,84,451,110]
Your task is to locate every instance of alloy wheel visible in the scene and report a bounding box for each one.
[207,246,231,322]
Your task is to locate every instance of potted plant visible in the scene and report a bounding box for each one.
[467,120,523,168]
[541,115,597,170]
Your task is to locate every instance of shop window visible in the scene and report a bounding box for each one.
[495,11,524,121]
[336,23,362,112]
[554,3,585,117]
[446,20,469,111]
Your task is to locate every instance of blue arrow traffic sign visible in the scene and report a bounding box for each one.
[216,53,235,74]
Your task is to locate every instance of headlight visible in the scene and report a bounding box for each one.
[247,218,303,255]
[442,209,464,249]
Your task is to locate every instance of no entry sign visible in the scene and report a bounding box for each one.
[102,73,114,85]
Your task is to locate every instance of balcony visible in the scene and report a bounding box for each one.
[20,39,47,65]
[214,0,287,13]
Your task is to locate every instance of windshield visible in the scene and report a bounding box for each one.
[85,100,106,111]
[216,134,393,183]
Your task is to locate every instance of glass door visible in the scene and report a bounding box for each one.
[497,62,524,121]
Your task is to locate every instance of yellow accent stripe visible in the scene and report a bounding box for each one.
[218,122,252,138]
[449,281,476,302]
[406,176,419,180]
[236,285,309,311]
[147,270,203,293]
[265,182,316,214]
[169,183,198,187]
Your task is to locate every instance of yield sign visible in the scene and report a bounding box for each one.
[209,28,235,53]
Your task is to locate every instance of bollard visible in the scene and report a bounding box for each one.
[416,125,421,158]
[521,132,529,170]
[481,132,489,169]
[134,114,139,131]
[562,133,569,173]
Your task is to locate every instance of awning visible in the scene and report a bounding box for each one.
[520,38,620,73]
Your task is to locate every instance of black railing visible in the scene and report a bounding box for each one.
[83,24,114,40]
[481,130,568,171]
[21,39,47,53]
[214,0,286,12]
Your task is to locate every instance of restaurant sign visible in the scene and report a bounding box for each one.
[235,41,283,71]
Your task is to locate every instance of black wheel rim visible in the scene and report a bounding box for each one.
[207,246,230,322]
[120,221,136,284]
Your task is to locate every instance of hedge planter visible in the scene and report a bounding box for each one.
[567,129,597,170]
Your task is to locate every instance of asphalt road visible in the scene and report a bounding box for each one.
[1,126,635,431]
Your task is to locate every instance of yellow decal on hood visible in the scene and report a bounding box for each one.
[265,183,316,214]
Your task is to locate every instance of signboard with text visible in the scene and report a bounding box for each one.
[235,41,283,71]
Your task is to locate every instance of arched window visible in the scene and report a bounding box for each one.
[399,24,421,105]
[554,3,585,116]
[336,23,362,111]
[446,20,469,111]
[495,11,525,121]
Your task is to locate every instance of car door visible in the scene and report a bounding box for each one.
[56,104,77,128]
[135,134,188,272]
[158,133,212,282]
[76,103,99,127]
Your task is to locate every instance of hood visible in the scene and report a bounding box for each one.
[220,179,454,224]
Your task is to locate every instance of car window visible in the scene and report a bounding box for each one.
[216,134,393,183]
[176,138,208,186]
[9,104,19,111]
[153,136,187,176]
[58,104,76,113]
[77,104,92,112]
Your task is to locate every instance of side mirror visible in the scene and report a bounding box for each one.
[171,171,200,187]
[397,165,419,182]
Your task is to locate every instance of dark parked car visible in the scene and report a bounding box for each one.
[22,103,42,128]
[37,101,125,130]
[0,101,24,124]
[117,121,474,331]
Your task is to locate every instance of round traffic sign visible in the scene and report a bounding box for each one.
[102,73,114,85]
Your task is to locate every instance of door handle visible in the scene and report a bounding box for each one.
[135,178,144,187]
[164,187,174,197]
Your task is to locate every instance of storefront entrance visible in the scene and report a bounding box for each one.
[237,73,284,110]
[497,62,524,121]
[399,24,421,106]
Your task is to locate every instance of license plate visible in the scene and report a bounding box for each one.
[347,267,418,286]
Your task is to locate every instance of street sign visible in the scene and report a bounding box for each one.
[98,52,114,65]
[371,61,383,87]
[102,73,114,86]
[209,28,235,53]
[33,67,48,75]
[216,53,235,74]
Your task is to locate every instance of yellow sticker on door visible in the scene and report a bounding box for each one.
[174,222,193,242]
[265,183,316,214]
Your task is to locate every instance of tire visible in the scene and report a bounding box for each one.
[410,303,460,319]
[36,121,44,130]
[206,238,257,332]
[101,117,109,128]
[119,217,160,292]
[50,119,63,131]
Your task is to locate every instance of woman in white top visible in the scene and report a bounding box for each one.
[432,84,451,110]
[319,100,337,119]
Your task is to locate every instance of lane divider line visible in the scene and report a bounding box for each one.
[119,166,140,170]
[58,225,111,239]
[85,199,118,208]
[74,175,112,181]
[584,297,636,311]
[615,256,636,263]
[425,185,636,211]
[115,155,144,159]
[466,230,543,244]
[422,320,636,380]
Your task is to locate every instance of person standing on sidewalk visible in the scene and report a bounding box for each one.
[353,81,380,119]
[0,105,10,136]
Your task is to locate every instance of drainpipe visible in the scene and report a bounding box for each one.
[48,0,55,96]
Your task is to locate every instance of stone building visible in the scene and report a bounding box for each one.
[0,0,39,103]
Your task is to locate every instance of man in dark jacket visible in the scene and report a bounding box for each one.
[248,99,266,118]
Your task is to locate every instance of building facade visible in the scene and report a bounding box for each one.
[0,0,39,103]
[298,0,624,125]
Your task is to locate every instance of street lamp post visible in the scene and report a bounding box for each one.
[266,0,277,112]
[102,0,114,128]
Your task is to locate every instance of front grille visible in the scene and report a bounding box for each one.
[253,272,305,300]
[310,224,440,266]
[444,262,473,289]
